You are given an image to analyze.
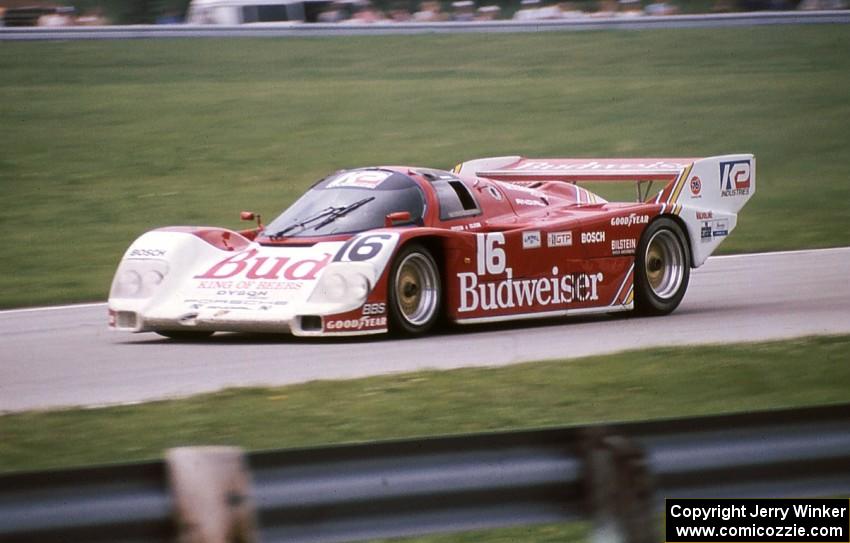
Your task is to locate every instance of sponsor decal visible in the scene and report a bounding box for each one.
[581,231,605,244]
[610,213,650,227]
[515,198,546,207]
[325,316,387,331]
[511,160,687,172]
[196,280,301,290]
[486,186,503,201]
[183,298,289,309]
[334,234,394,262]
[547,231,573,248]
[129,248,166,257]
[611,238,636,256]
[450,222,482,232]
[214,290,268,297]
[458,233,604,313]
[326,170,392,189]
[362,303,386,315]
[689,176,702,196]
[711,219,729,238]
[500,182,546,197]
[696,210,713,220]
[522,231,542,249]
[720,160,751,197]
[195,249,330,280]
[700,219,729,242]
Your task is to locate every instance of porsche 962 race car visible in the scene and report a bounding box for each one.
[109,154,755,338]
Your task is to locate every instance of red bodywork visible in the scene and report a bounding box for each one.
[252,164,687,329]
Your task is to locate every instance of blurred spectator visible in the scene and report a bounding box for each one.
[319,2,349,22]
[592,0,619,16]
[475,4,501,19]
[451,0,476,20]
[388,3,413,21]
[345,1,385,23]
[38,6,74,26]
[514,0,568,19]
[75,7,108,25]
[644,1,678,14]
[618,0,643,16]
[412,1,449,21]
[513,0,541,19]
[558,1,587,17]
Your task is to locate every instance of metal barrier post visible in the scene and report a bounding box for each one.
[583,430,656,543]
[166,447,258,543]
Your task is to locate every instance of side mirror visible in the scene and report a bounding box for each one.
[385,211,412,227]
[240,211,263,228]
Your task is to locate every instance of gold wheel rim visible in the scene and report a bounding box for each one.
[646,244,665,292]
[644,229,685,299]
[397,264,422,318]
[394,252,439,326]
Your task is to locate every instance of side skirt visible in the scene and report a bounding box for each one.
[453,302,633,325]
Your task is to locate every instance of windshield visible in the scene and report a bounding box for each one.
[263,169,425,238]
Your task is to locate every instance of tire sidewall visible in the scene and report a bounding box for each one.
[387,243,442,335]
[634,217,691,315]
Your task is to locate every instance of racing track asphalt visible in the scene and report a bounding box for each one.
[1,247,849,412]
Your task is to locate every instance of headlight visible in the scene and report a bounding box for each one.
[323,273,348,302]
[308,264,372,308]
[348,272,370,301]
[110,259,169,299]
[143,269,164,286]
[114,270,142,297]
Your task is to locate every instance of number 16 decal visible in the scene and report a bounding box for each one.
[475,233,507,275]
[334,233,400,263]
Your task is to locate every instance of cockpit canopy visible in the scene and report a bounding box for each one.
[263,169,426,239]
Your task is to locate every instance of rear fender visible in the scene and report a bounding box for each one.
[658,154,755,266]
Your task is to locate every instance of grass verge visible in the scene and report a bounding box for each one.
[2,335,847,542]
[1,26,849,307]
[1,334,848,474]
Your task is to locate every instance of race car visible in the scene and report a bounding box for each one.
[108,154,755,338]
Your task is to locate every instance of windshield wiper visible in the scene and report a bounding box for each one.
[271,206,342,238]
[311,197,375,231]
[269,197,376,238]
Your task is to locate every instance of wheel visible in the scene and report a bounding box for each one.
[155,330,214,340]
[387,243,442,335]
[634,217,690,315]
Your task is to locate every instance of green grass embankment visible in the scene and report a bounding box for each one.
[1,26,849,307]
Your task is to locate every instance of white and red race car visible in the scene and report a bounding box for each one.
[108,154,754,338]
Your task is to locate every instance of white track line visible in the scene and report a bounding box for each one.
[710,246,850,260]
[0,246,847,315]
[0,302,107,315]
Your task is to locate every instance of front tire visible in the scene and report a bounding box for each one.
[387,244,442,336]
[634,218,690,315]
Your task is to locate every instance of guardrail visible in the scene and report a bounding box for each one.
[1,11,849,40]
[1,403,849,542]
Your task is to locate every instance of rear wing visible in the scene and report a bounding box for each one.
[455,154,755,214]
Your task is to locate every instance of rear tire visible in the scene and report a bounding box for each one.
[155,330,214,340]
[634,217,690,315]
[387,243,442,336]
